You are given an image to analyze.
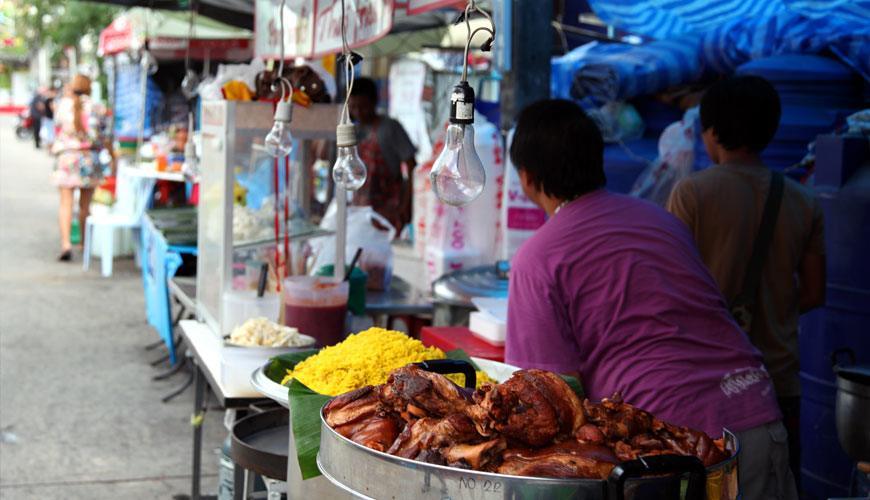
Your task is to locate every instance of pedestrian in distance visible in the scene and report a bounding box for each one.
[50,74,108,261]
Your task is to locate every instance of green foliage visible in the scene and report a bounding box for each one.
[10,0,119,53]
[48,2,118,49]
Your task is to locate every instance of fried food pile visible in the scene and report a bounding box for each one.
[323,366,729,479]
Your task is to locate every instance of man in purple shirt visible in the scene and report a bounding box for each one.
[506,99,795,499]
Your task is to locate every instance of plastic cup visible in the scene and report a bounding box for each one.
[282,276,349,347]
[221,290,281,335]
[316,265,367,316]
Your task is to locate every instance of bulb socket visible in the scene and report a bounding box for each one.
[336,123,358,147]
[274,100,293,123]
[449,81,475,125]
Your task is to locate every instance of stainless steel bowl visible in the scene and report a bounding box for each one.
[317,408,739,500]
[835,367,870,461]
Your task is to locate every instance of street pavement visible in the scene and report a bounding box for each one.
[0,115,226,499]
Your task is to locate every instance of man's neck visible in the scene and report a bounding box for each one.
[539,196,562,217]
[718,148,763,166]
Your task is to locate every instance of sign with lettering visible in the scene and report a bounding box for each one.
[398,0,465,15]
[255,0,394,59]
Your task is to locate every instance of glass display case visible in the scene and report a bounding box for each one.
[197,100,340,335]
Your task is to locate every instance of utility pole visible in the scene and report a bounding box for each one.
[496,0,553,130]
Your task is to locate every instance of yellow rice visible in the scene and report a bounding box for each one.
[281,327,495,396]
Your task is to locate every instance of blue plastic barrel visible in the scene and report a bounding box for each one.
[799,164,870,499]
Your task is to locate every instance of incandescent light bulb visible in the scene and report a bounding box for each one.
[264,100,294,158]
[430,123,485,206]
[181,69,200,99]
[430,81,485,206]
[332,123,367,191]
[141,50,158,76]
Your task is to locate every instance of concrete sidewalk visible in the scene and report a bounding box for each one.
[0,115,226,499]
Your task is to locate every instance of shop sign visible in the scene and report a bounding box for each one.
[396,0,465,15]
[255,0,393,59]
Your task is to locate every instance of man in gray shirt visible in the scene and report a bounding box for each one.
[349,77,417,232]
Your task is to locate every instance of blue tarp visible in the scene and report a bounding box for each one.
[553,1,870,104]
[141,214,184,364]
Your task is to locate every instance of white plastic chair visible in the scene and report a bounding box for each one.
[83,166,155,277]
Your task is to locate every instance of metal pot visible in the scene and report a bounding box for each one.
[832,348,870,462]
[317,409,739,500]
[432,262,509,326]
[316,357,737,500]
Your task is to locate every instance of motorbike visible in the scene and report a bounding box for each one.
[15,109,33,140]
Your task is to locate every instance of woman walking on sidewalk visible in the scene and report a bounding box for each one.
[50,74,106,261]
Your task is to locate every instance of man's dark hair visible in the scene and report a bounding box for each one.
[350,77,378,104]
[510,99,605,200]
[700,76,781,152]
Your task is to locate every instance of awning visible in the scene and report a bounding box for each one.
[254,0,467,59]
[85,0,255,30]
[98,7,254,60]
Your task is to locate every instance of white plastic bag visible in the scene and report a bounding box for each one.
[39,118,55,146]
[311,204,396,290]
[630,107,700,206]
[500,128,547,261]
[424,203,483,285]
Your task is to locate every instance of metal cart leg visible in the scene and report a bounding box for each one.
[191,363,206,500]
[150,351,170,366]
[154,355,187,381]
[145,338,165,351]
[161,369,193,403]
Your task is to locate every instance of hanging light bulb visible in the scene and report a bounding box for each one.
[332,123,367,190]
[140,49,158,76]
[181,69,200,99]
[430,81,485,206]
[182,113,200,181]
[264,99,294,158]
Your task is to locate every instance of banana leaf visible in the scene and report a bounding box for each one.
[263,349,319,383]
[560,374,585,399]
[289,379,331,480]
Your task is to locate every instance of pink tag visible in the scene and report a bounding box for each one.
[507,208,546,230]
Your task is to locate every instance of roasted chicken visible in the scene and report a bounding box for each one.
[498,441,619,479]
[469,369,586,447]
[323,365,730,479]
[379,365,471,420]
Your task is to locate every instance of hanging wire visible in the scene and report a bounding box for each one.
[185,0,195,72]
[460,0,496,82]
[273,0,287,88]
[339,0,355,126]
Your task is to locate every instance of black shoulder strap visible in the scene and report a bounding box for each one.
[735,171,784,306]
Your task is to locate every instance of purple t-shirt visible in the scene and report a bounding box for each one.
[506,190,781,436]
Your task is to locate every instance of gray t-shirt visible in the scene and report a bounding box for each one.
[358,117,416,176]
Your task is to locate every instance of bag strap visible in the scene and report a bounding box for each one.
[734,171,784,307]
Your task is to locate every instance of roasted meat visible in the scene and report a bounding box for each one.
[498,441,619,479]
[325,366,731,480]
[323,386,380,428]
[387,413,481,458]
[379,365,471,420]
[469,369,585,447]
[444,437,507,470]
[582,395,654,441]
[324,386,403,452]
[585,394,728,467]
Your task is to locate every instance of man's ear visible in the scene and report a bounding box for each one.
[517,168,537,200]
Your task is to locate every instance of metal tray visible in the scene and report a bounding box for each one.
[317,412,739,500]
[230,408,289,481]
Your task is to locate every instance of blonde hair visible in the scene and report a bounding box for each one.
[70,74,92,135]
